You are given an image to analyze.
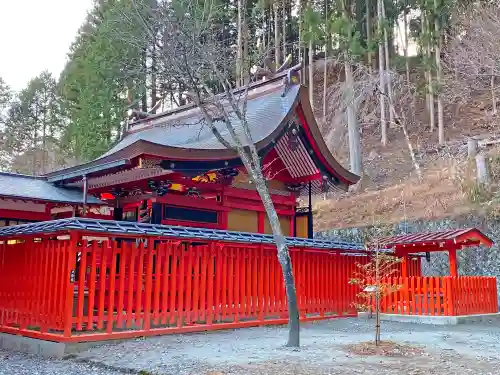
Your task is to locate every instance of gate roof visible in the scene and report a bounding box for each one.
[371,228,493,253]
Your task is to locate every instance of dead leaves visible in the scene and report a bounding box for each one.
[346,341,424,357]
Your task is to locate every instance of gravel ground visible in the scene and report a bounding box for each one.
[0,350,132,375]
[3,318,500,374]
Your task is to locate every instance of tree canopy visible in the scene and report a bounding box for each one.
[1,0,490,171]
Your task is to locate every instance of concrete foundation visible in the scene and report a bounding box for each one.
[0,333,125,358]
[0,334,68,358]
[358,311,500,325]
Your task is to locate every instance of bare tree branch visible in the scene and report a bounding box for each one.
[109,0,302,347]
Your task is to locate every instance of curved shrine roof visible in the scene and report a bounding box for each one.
[102,83,299,157]
[46,75,359,190]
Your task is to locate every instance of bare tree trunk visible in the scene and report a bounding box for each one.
[243,19,249,85]
[282,0,287,60]
[141,48,148,112]
[323,0,329,120]
[382,0,394,128]
[403,7,410,83]
[236,0,244,87]
[309,32,314,110]
[274,1,281,66]
[491,74,497,115]
[425,11,435,132]
[377,0,387,145]
[250,167,300,347]
[468,138,478,159]
[434,0,444,144]
[41,122,46,174]
[422,14,430,114]
[366,0,373,73]
[387,97,423,181]
[476,153,490,186]
[221,106,300,346]
[345,58,363,175]
[299,0,305,83]
[267,5,272,56]
[151,43,157,114]
[198,79,301,347]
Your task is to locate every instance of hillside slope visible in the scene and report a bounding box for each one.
[312,68,500,229]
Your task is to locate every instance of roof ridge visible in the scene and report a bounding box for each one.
[0,172,46,180]
[126,72,288,134]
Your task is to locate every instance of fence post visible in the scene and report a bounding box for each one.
[493,278,499,313]
[63,232,79,337]
[476,153,490,186]
[446,277,455,316]
[468,137,478,159]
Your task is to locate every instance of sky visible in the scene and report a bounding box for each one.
[0,0,93,92]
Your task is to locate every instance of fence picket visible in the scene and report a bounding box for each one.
[214,245,222,323]
[176,245,185,328]
[233,248,240,322]
[143,245,154,331]
[127,243,138,328]
[206,245,215,325]
[116,242,128,328]
[106,243,118,334]
[153,244,163,325]
[191,245,200,324]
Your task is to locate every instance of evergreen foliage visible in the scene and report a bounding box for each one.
[1,0,465,167]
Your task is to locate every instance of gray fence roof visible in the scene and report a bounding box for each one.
[0,218,364,251]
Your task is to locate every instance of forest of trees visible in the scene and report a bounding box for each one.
[0,0,497,175]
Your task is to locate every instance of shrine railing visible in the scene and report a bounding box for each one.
[2,221,483,345]
[0,234,367,343]
[379,276,498,316]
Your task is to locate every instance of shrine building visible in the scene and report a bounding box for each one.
[0,71,496,351]
[2,73,359,234]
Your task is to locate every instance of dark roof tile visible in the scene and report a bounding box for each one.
[0,218,364,251]
[0,173,103,204]
[100,85,299,158]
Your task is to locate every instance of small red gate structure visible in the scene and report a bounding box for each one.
[371,228,499,316]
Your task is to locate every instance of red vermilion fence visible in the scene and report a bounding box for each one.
[380,276,498,316]
[0,235,367,343]
[0,234,495,344]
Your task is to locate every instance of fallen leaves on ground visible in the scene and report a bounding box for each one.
[346,341,424,357]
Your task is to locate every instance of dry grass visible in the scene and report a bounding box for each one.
[309,64,500,229]
[346,340,424,357]
[315,160,474,230]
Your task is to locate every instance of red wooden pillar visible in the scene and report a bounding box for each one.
[448,249,458,277]
[401,255,408,278]
[220,211,228,230]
